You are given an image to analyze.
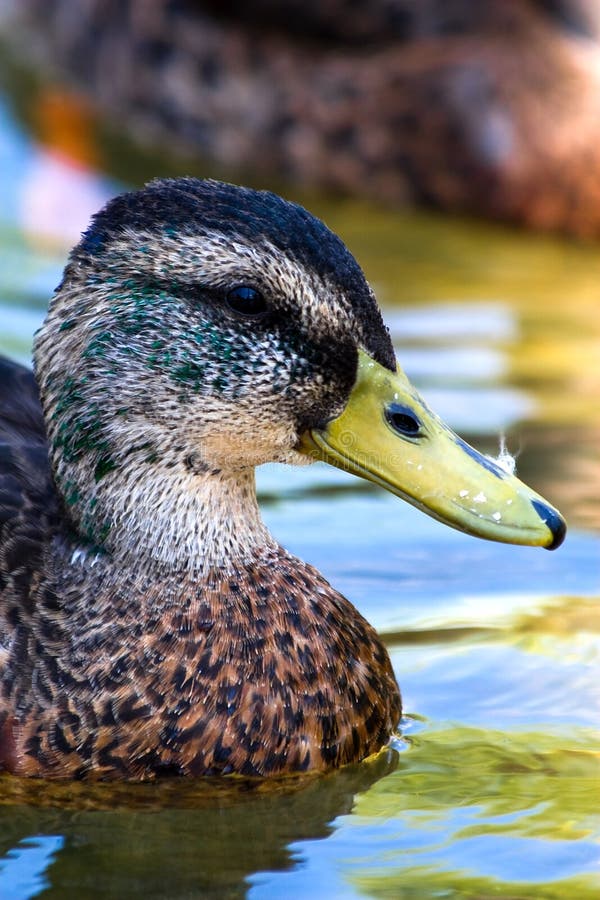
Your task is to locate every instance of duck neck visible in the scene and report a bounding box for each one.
[68,464,276,574]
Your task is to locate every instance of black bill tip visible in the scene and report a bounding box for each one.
[531,500,567,550]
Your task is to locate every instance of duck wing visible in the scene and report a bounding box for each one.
[0,356,60,624]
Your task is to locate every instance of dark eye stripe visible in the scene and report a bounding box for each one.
[126,278,270,318]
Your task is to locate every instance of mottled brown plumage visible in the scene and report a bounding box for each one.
[0,178,400,779]
[1,535,398,778]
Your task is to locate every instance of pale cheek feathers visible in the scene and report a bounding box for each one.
[199,414,299,468]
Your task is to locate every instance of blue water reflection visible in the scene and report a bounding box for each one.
[0,836,65,900]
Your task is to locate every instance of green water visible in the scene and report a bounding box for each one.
[0,75,599,899]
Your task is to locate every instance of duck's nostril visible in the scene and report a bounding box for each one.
[385,403,421,437]
[530,499,567,550]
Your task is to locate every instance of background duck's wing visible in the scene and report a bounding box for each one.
[0,356,60,621]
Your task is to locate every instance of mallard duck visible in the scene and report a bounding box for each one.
[0,178,565,780]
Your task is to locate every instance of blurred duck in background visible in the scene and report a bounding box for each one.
[2,0,600,237]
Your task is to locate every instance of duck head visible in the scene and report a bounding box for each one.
[34,178,565,568]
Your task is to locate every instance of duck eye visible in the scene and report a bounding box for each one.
[385,403,422,438]
[226,285,267,316]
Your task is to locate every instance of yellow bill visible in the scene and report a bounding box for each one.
[299,350,566,550]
